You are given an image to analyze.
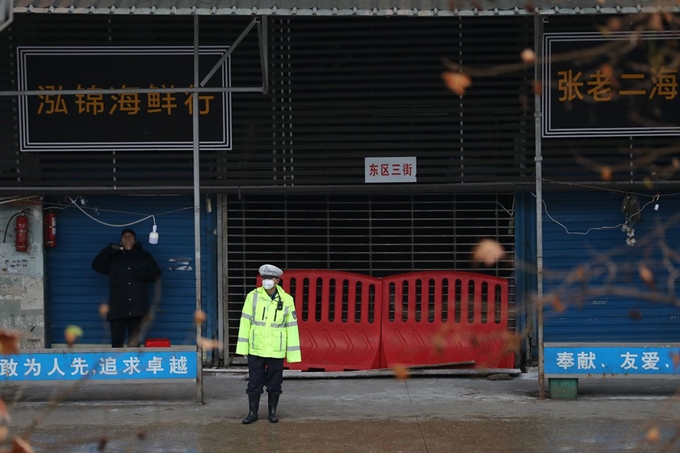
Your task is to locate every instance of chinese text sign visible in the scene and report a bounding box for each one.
[542,31,680,138]
[17,46,232,152]
[0,350,197,382]
[365,157,417,183]
[545,345,680,377]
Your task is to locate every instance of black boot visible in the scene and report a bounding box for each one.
[268,393,280,423]
[242,394,260,424]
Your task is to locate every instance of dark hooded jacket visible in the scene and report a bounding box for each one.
[92,241,162,320]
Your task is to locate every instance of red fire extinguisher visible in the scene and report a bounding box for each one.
[44,211,56,248]
[15,213,28,252]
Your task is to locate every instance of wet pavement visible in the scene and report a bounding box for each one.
[3,370,680,452]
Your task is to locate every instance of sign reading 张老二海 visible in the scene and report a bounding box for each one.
[544,344,680,378]
[0,349,197,382]
[542,31,680,138]
[17,46,232,152]
[365,157,417,183]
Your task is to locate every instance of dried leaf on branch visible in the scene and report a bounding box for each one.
[0,331,20,355]
[441,72,471,95]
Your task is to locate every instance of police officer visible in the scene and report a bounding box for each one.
[236,264,301,424]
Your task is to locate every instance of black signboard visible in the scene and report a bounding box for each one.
[542,31,680,138]
[17,46,232,152]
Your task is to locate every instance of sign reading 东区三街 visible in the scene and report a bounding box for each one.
[542,31,680,138]
[17,46,232,152]
[0,350,197,382]
[365,157,417,183]
[544,344,680,377]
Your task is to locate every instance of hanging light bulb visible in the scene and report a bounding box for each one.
[149,225,159,245]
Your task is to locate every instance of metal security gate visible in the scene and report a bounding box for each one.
[542,191,680,343]
[224,192,516,362]
[45,195,217,349]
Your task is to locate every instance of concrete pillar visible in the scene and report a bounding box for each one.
[0,199,45,349]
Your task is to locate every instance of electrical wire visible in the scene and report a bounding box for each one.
[535,177,669,236]
[55,196,192,228]
[534,193,658,236]
[0,196,38,206]
[3,196,193,242]
[42,198,192,219]
[622,195,642,226]
[541,178,680,199]
[542,199,624,235]
[67,196,157,228]
[625,197,658,223]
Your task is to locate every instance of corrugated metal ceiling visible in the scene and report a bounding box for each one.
[13,0,679,16]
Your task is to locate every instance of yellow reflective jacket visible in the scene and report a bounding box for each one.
[235,286,302,363]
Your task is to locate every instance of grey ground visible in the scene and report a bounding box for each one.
[2,369,680,453]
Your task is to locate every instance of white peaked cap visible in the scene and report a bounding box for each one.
[259,264,283,278]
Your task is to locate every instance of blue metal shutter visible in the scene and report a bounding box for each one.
[542,191,680,342]
[45,195,216,347]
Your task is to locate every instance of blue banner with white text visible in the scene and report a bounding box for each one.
[0,350,197,382]
[545,345,680,376]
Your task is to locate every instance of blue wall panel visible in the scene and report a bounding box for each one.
[45,195,216,347]
[542,191,680,343]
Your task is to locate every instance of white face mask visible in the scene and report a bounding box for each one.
[262,279,276,290]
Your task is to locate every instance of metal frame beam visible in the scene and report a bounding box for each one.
[192,13,204,406]
[200,16,257,87]
[0,17,269,97]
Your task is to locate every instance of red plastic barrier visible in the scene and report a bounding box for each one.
[380,271,513,369]
[279,270,383,371]
[145,338,171,347]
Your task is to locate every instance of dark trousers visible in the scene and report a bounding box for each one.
[247,355,284,395]
[110,316,144,348]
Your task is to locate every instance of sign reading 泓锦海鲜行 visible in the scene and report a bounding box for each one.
[0,350,197,382]
[17,46,232,152]
[542,32,680,138]
[544,344,680,377]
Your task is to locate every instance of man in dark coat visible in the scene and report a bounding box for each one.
[92,228,162,348]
